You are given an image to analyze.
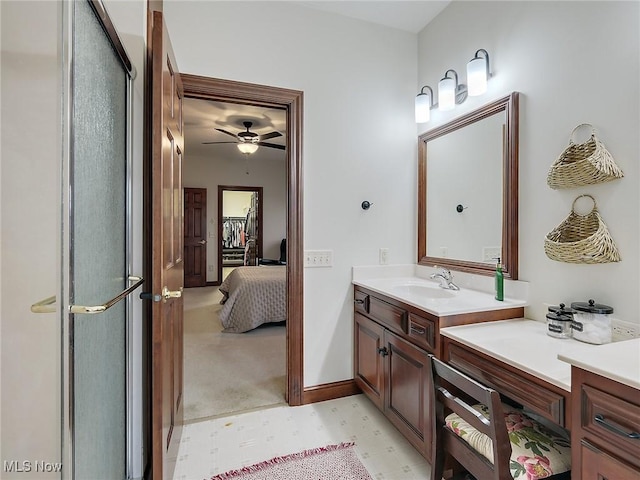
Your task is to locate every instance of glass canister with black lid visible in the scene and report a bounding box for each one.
[546,303,574,339]
[570,299,613,344]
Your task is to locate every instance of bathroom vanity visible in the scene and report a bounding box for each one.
[441,319,640,478]
[352,268,639,477]
[352,272,526,459]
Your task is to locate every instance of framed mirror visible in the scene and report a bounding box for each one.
[418,92,519,279]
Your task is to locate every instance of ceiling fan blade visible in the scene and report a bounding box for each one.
[259,131,282,141]
[215,128,239,139]
[202,141,238,145]
[257,141,286,150]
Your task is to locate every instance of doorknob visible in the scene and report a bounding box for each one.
[162,286,183,301]
[198,239,206,245]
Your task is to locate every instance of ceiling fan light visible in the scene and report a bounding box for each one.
[237,142,259,154]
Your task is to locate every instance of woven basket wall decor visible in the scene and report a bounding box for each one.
[547,124,623,189]
[544,194,620,264]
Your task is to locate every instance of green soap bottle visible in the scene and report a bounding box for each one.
[494,257,504,301]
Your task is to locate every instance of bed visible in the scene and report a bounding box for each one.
[218,266,286,333]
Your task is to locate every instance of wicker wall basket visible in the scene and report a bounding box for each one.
[547,124,623,189]
[544,194,620,264]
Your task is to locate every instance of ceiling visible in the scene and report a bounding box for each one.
[183,2,451,161]
[297,1,450,33]
[184,98,286,162]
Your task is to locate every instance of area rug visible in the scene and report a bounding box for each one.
[209,442,372,480]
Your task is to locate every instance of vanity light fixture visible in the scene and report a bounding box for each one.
[467,49,491,96]
[237,142,259,154]
[415,85,435,123]
[415,49,492,123]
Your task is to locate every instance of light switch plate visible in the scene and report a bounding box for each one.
[304,250,333,267]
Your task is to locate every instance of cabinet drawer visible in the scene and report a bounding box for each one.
[408,313,435,353]
[369,296,407,334]
[354,290,369,315]
[581,384,640,463]
[446,341,566,426]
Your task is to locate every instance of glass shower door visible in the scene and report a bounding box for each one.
[62,1,137,478]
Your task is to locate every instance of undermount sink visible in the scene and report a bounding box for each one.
[390,284,455,299]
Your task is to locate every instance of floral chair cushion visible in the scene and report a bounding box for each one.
[445,404,571,479]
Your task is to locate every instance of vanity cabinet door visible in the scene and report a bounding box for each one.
[385,331,431,458]
[580,441,639,479]
[354,312,385,410]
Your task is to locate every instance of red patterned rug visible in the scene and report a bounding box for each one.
[209,442,372,480]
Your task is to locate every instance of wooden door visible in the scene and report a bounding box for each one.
[385,331,431,458]
[184,188,207,287]
[150,10,184,480]
[354,313,385,410]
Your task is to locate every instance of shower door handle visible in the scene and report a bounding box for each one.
[31,275,144,314]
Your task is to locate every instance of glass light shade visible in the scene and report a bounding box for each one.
[438,77,456,111]
[467,57,488,96]
[415,93,431,123]
[237,142,259,154]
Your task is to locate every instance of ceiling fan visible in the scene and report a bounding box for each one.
[202,121,285,152]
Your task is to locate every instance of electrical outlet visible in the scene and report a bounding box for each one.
[304,250,333,267]
[379,248,389,265]
[611,319,640,341]
[208,265,214,272]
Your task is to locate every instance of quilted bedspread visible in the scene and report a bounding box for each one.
[218,266,286,333]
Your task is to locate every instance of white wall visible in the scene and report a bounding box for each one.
[184,153,287,282]
[0,1,147,477]
[418,1,639,325]
[1,2,60,475]
[164,1,418,386]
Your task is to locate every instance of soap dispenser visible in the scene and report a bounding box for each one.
[494,257,504,301]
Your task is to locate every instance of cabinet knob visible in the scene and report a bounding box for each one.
[354,299,365,305]
[377,347,389,357]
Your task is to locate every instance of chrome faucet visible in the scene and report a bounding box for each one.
[430,267,460,290]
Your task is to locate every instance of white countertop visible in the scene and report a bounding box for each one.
[558,339,640,390]
[352,265,528,317]
[441,319,640,391]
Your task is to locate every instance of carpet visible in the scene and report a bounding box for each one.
[183,286,286,422]
[209,443,372,480]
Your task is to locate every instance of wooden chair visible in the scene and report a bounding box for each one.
[429,355,571,480]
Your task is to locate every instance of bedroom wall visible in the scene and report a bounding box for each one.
[417,1,639,325]
[183,152,287,283]
[164,1,418,387]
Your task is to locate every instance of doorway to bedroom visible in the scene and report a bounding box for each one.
[180,76,303,421]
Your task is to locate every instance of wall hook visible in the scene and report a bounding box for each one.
[361,201,373,210]
[456,204,468,213]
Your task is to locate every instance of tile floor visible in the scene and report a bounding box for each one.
[173,394,431,480]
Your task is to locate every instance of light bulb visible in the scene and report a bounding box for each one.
[415,92,431,123]
[467,56,488,96]
[438,76,456,111]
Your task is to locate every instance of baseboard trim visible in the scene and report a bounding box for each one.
[206,281,221,287]
[302,379,361,405]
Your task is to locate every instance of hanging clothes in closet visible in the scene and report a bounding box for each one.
[222,217,245,248]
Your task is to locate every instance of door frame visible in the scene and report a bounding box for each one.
[218,185,264,281]
[181,74,304,406]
